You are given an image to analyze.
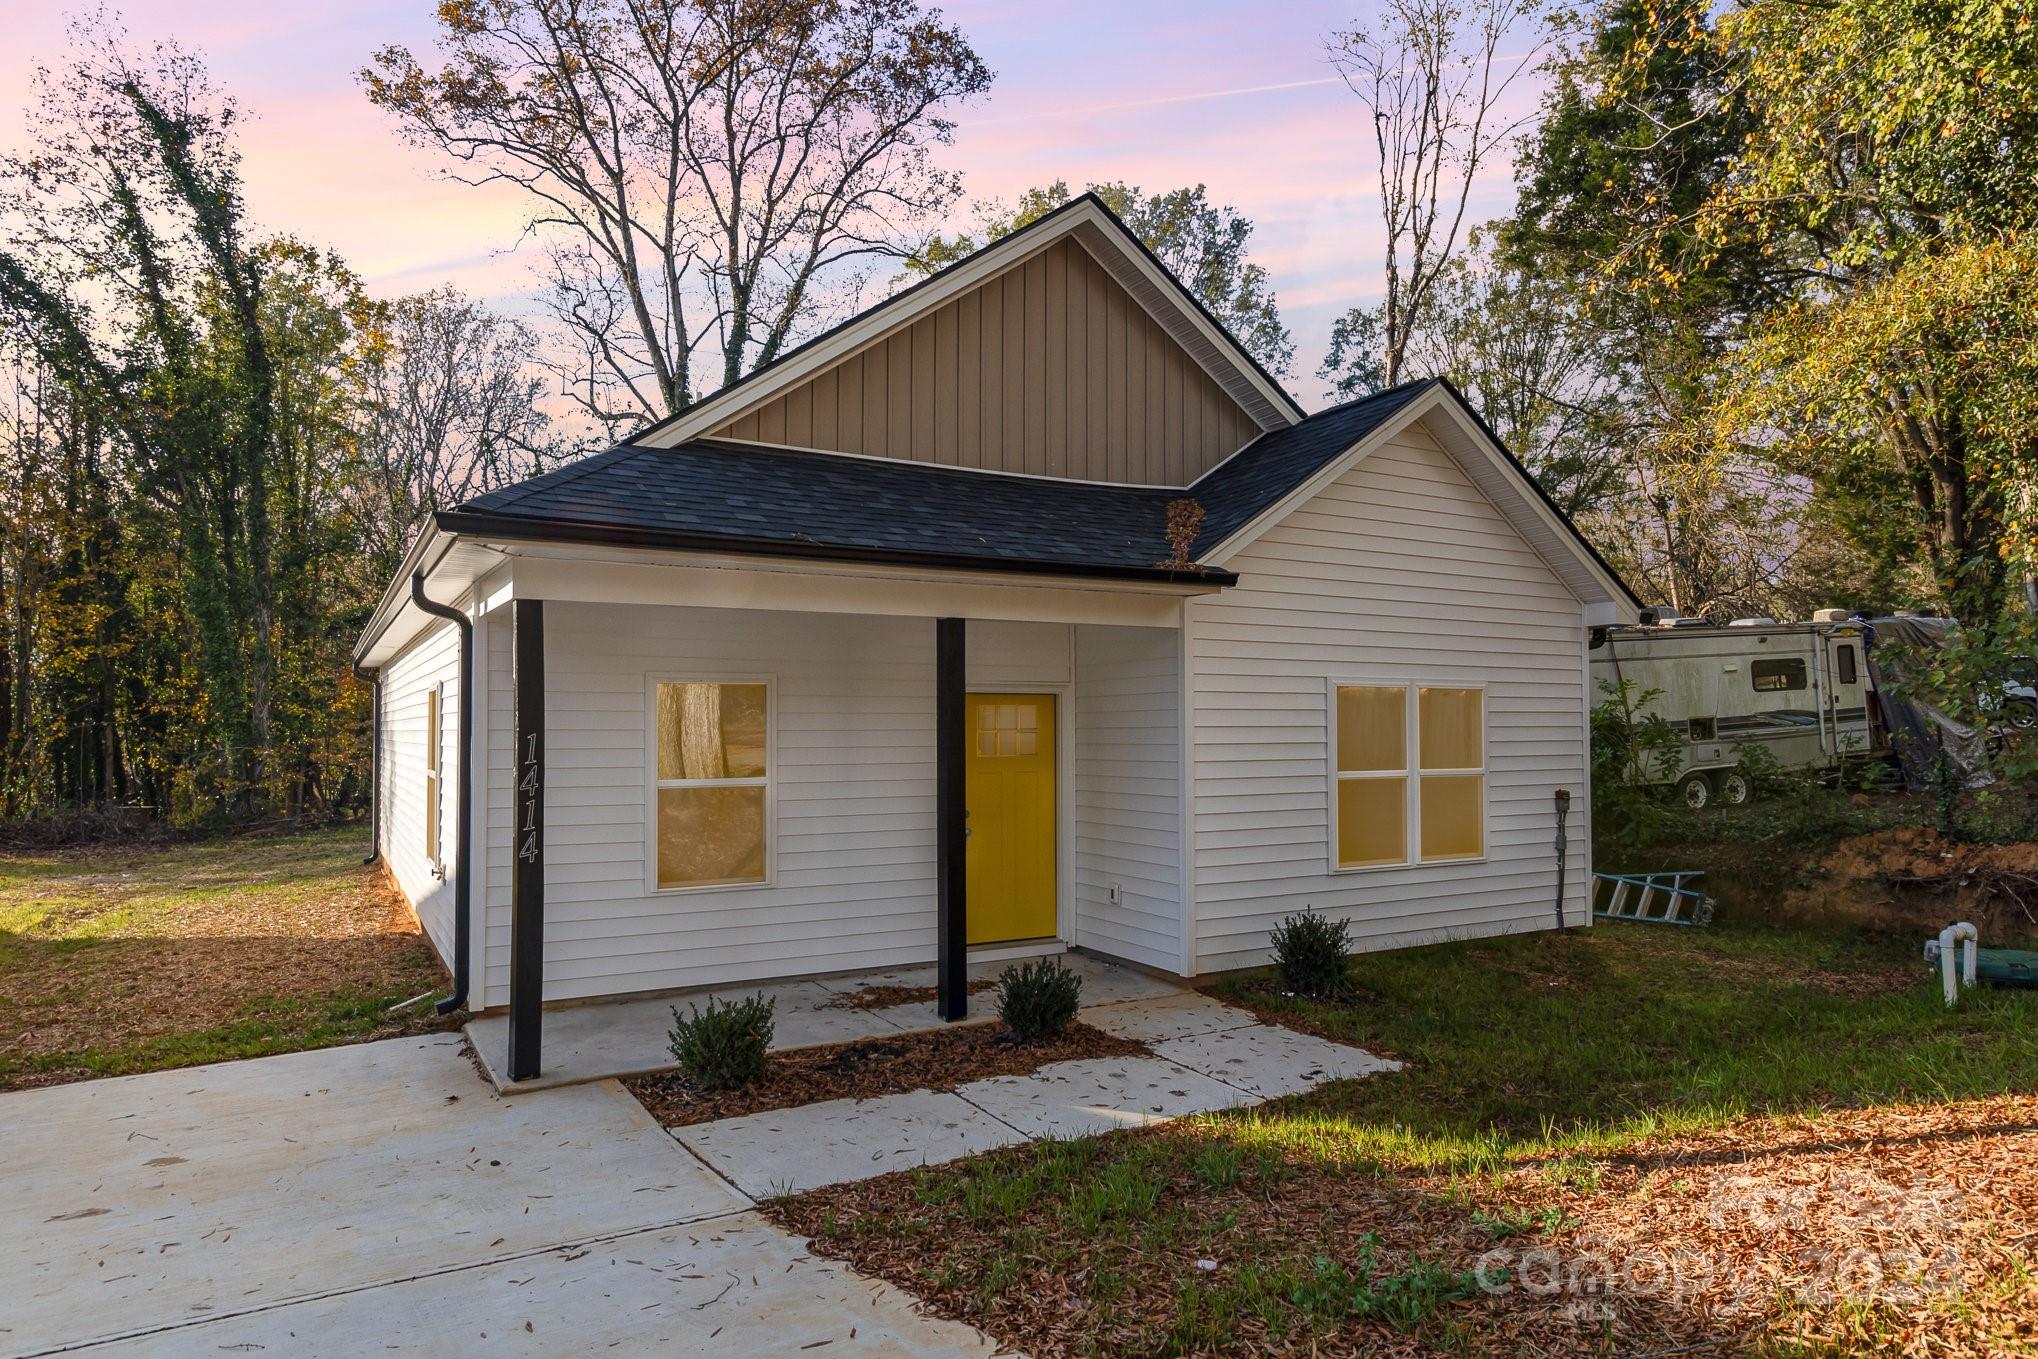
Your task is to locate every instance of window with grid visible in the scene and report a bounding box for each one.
[424,683,443,868]
[653,681,769,890]
[1334,684,1486,868]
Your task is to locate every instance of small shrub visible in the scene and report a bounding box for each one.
[1269,908,1352,999]
[996,958,1082,1041]
[667,992,774,1090]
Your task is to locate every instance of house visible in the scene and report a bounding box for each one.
[351,194,1640,1080]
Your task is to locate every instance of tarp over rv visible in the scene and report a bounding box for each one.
[1866,616,1993,790]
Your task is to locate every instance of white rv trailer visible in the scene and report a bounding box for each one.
[1589,608,1888,808]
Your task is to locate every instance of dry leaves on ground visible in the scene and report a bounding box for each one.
[626,1021,1148,1127]
[771,1094,2038,1358]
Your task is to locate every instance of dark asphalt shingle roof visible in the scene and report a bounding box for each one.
[440,380,1438,584]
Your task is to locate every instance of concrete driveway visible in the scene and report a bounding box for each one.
[0,1034,1000,1357]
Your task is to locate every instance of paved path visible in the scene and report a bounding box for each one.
[0,1035,998,1357]
[672,990,1399,1197]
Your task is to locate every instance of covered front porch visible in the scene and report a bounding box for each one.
[464,950,1186,1092]
[428,539,1217,1084]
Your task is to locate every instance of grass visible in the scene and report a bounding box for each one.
[1210,921,2038,1171]
[0,826,453,1089]
[768,921,2038,1357]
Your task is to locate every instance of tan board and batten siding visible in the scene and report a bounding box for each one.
[378,618,460,971]
[1186,419,1591,973]
[712,237,1261,485]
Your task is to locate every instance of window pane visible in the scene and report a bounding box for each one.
[1336,776,1406,866]
[657,785,766,888]
[657,683,767,779]
[1336,686,1405,772]
[1750,659,1806,692]
[1420,775,1483,860]
[1418,687,1482,770]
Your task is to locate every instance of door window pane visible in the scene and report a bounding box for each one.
[1336,776,1406,866]
[1336,686,1405,772]
[1418,687,1482,770]
[1420,775,1484,860]
[657,683,767,779]
[657,785,767,888]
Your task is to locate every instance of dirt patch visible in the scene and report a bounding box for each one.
[769,1095,2038,1357]
[1785,826,2038,942]
[624,1020,1148,1128]
[817,978,996,1012]
[0,830,453,1088]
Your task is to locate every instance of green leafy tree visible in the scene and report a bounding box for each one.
[911,180,1295,378]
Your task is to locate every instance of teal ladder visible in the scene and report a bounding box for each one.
[1592,871,1715,927]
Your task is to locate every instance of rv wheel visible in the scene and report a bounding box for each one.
[1717,771,1751,806]
[1676,772,1712,810]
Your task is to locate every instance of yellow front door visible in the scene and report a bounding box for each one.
[966,693,1057,943]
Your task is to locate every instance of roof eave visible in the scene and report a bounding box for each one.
[433,506,1241,590]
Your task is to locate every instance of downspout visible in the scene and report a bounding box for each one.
[410,572,473,1017]
[352,662,381,866]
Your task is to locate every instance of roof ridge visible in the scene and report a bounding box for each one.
[1299,376,1438,421]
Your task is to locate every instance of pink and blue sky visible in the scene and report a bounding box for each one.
[4,1,1540,408]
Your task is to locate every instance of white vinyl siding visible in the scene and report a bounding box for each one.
[480,607,1074,1003]
[1186,419,1591,973]
[1072,625,1183,971]
[378,618,461,971]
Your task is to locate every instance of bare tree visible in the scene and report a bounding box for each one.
[1330,0,1546,386]
[363,0,991,439]
[351,287,557,575]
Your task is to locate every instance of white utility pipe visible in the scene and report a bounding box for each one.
[1926,922,1980,1006]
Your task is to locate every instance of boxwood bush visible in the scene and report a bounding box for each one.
[667,992,775,1090]
[996,958,1082,1042]
[1269,908,1353,999]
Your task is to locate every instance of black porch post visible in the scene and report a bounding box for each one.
[507,599,546,1081]
[936,616,968,1021]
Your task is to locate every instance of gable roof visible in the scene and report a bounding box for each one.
[631,192,1307,454]
[361,379,1639,665]
[436,381,1436,588]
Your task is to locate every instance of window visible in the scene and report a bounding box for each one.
[424,683,443,868]
[1333,684,1485,868]
[1836,645,1858,685]
[652,681,769,890]
[1751,658,1807,692]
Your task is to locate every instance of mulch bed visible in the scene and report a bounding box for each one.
[768,1095,2038,1357]
[817,978,996,1011]
[624,1020,1149,1128]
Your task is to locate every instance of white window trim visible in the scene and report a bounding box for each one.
[426,681,445,879]
[1325,679,1488,874]
[643,673,777,896]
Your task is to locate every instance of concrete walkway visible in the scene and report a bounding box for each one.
[671,990,1399,1197]
[466,950,1182,1093]
[0,1035,1000,1357]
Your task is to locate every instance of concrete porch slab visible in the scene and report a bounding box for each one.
[953,1055,1250,1140]
[672,1089,1025,1198]
[1152,1025,1403,1100]
[469,951,1190,1094]
[75,1213,1006,1357]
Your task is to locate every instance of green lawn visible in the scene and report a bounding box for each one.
[0,827,453,1088]
[770,922,2038,1358]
